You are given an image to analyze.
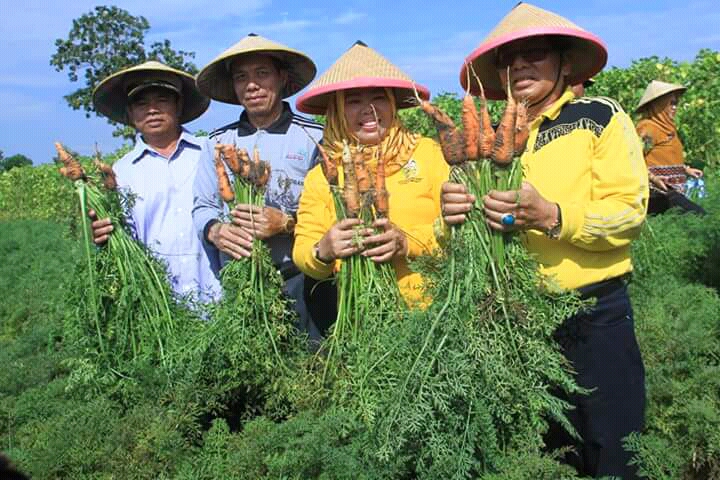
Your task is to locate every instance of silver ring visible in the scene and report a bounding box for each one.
[501,213,516,226]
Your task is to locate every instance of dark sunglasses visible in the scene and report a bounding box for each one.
[495,47,552,68]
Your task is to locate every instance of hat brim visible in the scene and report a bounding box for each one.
[296,78,430,115]
[196,49,316,105]
[636,85,687,112]
[93,65,209,125]
[460,27,607,100]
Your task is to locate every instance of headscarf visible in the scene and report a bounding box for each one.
[322,88,420,176]
[636,92,685,168]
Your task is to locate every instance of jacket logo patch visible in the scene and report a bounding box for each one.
[399,158,421,184]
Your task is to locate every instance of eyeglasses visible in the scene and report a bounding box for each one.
[495,47,552,69]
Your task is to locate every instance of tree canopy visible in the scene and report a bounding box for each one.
[50,6,198,140]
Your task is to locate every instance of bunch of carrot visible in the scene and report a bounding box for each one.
[309,136,402,384]
[55,142,177,366]
[213,143,287,364]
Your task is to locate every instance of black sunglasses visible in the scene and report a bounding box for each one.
[495,47,553,69]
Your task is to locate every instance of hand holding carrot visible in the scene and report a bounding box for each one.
[88,209,113,245]
[361,218,408,263]
[316,218,366,262]
[231,204,288,240]
[208,222,254,259]
[441,182,476,225]
[482,181,558,233]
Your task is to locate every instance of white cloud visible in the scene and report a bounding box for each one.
[334,10,368,25]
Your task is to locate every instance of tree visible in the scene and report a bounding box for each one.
[0,154,33,172]
[50,6,198,140]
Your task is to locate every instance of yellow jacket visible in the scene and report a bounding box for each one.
[522,90,649,290]
[293,137,449,305]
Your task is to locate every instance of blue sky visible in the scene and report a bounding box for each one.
[1,0,718,164]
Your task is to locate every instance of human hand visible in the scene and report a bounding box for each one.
[686,166,703,179]
[88,209,113,245]
[483,181,558,233]
[650,175,669,192]
[441,182,476,225]
[208,222,254,259]
[361,218,409,263]
[316,218,366,262]
[231,204,289,240]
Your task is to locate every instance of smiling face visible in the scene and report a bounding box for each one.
[495,36,571,114]
[127,87,181,138]
[342,87,394,145]
[230,54,287,126]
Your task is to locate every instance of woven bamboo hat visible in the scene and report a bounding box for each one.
[636,80,686,111]
[459,2,607,100]
[296,41,430,115]
[196,33,316,105]
[93,61,209,125]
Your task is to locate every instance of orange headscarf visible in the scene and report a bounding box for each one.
[636,92,685,168]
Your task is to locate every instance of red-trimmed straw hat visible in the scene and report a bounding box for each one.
[459,2,607,100]
[93,61,210,125]
[296,41,430,115]
[196,33,316,105]
[636,80,687,112]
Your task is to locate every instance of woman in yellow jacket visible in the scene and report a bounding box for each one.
[292,41,449,329]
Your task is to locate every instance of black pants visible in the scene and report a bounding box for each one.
[546,279,645,479]
[303,276,337,338]
[648,189,705,215]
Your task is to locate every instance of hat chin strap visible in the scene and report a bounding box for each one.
[526,62,564,110]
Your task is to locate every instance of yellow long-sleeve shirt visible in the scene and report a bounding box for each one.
[293,137,449,305]
[522,90,649,290]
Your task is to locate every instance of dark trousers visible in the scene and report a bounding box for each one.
[303,276,337,338]
[546,280,645,479]
[283,273,322,343]
[648,189,705,215]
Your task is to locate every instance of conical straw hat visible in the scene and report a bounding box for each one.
[196,33,316,104]
[93,61,209,125]
[296,41,430,115]
[459,2,607,100]
[636,80,686,111]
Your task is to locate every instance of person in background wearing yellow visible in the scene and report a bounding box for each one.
[292,41,449,331]
[443,3,648,478]
[636,80,705,214]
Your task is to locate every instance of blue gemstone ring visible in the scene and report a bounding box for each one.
[501,213,516,226]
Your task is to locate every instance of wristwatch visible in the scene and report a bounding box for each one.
[282,213,296,234]
[313,242,332,265]
[545,203,562,240]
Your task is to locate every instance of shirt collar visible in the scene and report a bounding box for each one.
[130,128,200,163]
[236,101,294,135]
[531,88,576,129]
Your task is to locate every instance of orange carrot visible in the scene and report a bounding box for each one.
[93,157,117,191]
[214,146,235,202]
[420,100,464,165]
[468,65,495,159]
[341,142,360,217]
[54,142,86,180]
[238,148,251,178]
[514,99,529,156]
[462,70,480,161]
[353,149,371,194]
[221,144,241,174]
[491,68,517,165]
[373,145,389,217]
[256,161,271,188]
[301,125,338,186]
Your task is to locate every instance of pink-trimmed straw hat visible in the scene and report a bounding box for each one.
[459,2,608,100]
[296,41,430,115]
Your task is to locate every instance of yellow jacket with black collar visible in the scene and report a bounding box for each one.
[521,89,649,290]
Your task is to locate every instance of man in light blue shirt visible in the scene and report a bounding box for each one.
[193,34,324,337]
[90,61,221,303]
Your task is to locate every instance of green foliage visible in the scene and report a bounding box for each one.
[50,5,197,139]
[0,154,32,172]
[0,163,77,223]
[591,49,720,168]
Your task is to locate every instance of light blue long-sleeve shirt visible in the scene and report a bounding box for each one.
[113,129,221,302]
[192,102,323,274]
